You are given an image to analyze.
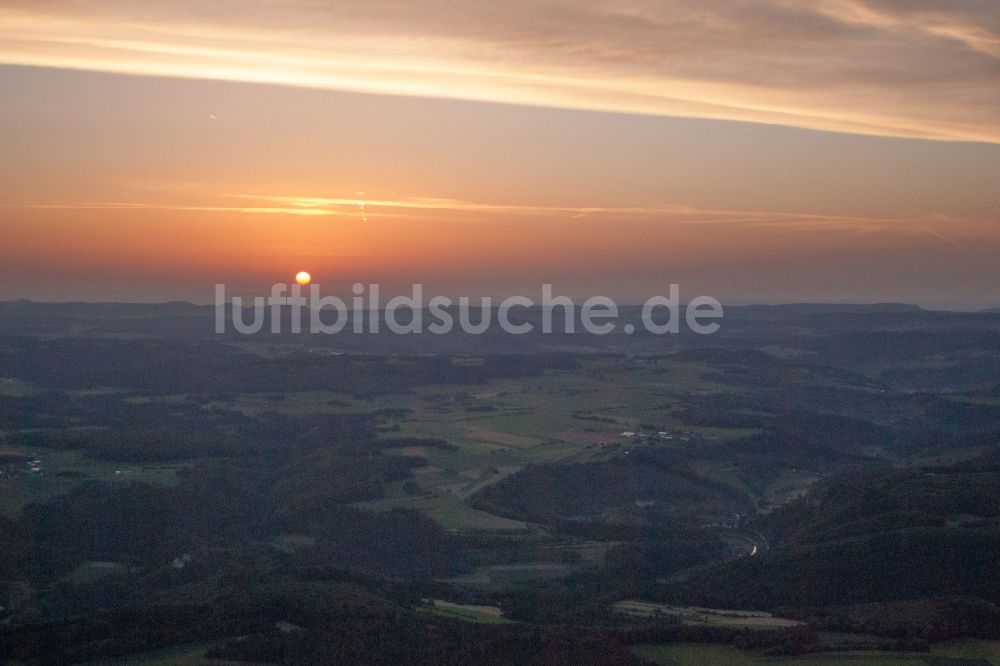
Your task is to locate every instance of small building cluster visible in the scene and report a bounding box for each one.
[0,457,42,478]
[618,429,691,443]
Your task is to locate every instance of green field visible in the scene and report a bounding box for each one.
[633,641,1000,666]
[0,444,185,516]
[614,601,801,628]
[356,491,528,532]
[423,599,511,624]
[84,641,223,665]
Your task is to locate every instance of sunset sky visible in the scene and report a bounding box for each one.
[1,1,998,307]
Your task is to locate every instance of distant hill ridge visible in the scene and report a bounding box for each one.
[0,299,939,315]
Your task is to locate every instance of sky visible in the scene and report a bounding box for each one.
[0,1,998,307]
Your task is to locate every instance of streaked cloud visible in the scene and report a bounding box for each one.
[0,0,997,141]
[0,201,339,217]
[4,192,992,245]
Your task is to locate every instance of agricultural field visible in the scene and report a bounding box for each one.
[423,599,510,624]
[634,641,1000,665]
[614,601,802,629]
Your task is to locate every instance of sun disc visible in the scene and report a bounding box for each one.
[294,271,311,286]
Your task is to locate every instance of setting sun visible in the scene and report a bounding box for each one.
[294,271,311,286]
